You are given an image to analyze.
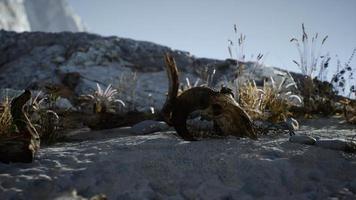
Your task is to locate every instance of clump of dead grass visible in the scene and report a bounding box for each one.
[237,76,301,123]
[0,97,14,137]
[27,91,61,144]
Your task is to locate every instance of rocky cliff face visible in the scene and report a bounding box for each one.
[0,30,293,111]
[0,0,85,32]
[0,0,30,32]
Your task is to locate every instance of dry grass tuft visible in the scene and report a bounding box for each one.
[25,91,61,144]
[0,97,14,137]
[237,76,301,123]
[237,80,264,119]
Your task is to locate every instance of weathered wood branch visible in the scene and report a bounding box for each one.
[0,90,40,164]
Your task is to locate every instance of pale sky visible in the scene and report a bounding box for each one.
[68,0,356,73]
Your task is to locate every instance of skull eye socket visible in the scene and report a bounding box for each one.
[220,87,234,98]
[212,104,223,116]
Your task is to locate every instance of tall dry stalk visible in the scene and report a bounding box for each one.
[0,97,13,137]
[291,23,329,78]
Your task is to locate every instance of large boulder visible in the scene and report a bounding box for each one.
[0,31,296,111]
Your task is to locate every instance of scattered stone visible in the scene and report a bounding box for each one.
[130,120,169,135]
[289,135,317,145]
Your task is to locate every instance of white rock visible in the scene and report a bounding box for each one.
[0,0,30,32]
[130,120,169,135]
[0,0,85,32]
[24,0,86,32]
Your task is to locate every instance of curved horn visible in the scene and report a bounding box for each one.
[161,53,179,125]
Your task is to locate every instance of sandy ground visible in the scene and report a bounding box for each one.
[0,118,356,200]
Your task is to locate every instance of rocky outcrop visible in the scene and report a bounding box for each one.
[0,0,85,32]
[0,30,294,111]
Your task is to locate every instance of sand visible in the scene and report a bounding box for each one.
[0,118,356,200]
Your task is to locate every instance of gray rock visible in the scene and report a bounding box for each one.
[315,139,350,151]
[0,88,24,101]
[130,120,169,135]
[289,135,317,145]
[348,180,356,194]
[55,98,75,111]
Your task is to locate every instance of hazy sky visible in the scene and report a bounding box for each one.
[68,0,356,73]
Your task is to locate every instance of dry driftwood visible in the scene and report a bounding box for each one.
[0,90,40,164]
[161,53,257,141]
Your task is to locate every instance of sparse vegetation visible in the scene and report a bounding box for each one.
[290,23,329,78]
[116,71,138,110]
[23,90,62,144]
[0,89,65,145]
[225,25,299,124]
[228,24,265,81]
[331,48,356,98]
[181,70,216,92]
[290,24,342,117]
